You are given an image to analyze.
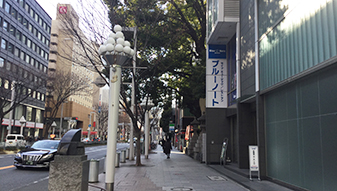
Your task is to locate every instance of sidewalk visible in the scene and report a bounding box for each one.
[88,147,291,191]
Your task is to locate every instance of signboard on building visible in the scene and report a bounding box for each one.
[206,44,227,108]
[59,6,67,14]
[249,145,261,180]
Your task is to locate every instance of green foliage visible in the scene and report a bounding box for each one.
[104,0,206,118]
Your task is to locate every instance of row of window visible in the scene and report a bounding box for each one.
[1,0,51,34]
[1,1,50,50]
[0,77,46,102]
[3,101,43,123]
[0,57,46,87]
[1,38,48,73]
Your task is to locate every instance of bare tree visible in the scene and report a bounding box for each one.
[43,70,91,139]
[0,67,47,136]
[93,103,109,140]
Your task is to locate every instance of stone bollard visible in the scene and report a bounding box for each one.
[48,129,89,191]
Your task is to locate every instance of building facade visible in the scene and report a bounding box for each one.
[0,0,51,140]
[47,4,99,139]
[206,0,337,190]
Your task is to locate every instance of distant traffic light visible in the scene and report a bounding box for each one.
[72,117,79,120]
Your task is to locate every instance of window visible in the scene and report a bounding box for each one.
[26,106,32,121]
[14,105,24,120]
[31,42,35,51]
[20,51,25,60]
[35,60,39,68]
[7,43,13,54]
[40,49,44,57]
[23,18,28,28]
[27,38,31,47]
[6,61,10,71]
[12,64,17,73]
[17,14,23,23]
[34,13,38,22]
[41,94,45,101]
[30,57,34,66]
[32,91,36,99]
[28,23,33,33]
[38,32,41,40]
[14,47,19,56]
[44,52,49,60]
[39,18,42,26]
[19,0,24,8]
[33,27,37,36]
[36,109,41,122]
[36,46,40,54]
[23,70,28,78]
[24,3,29,13]
[1,38,7,49]
[4,2,10,13]
[28,73,32,81]
[22,34,26,44]
[9,25,15,36]
[18,67,22,76]
[25,54,30,64]
[0,0,3,8]
[45,39,50,46]
[3,20,8,31]
[26,88,32,97]
[22,87,26,95]
[30,9,34,18]
[11,8,17,18]
[47,26,51,34]
[16,30,21,40]
[0,57,4,67]
[4,80,9,89]
[34,76,37,83]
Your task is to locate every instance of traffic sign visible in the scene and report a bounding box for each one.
[88,124,91,127]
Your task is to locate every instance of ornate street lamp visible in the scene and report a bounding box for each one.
[19,116,26,135]
[140,97,154,159]
[97,25,135,191]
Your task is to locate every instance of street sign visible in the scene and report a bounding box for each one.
[88,124,91,128]
[169,124,174,131]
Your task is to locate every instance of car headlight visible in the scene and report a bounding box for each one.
[42,154,53,160]
[16,153,22,158]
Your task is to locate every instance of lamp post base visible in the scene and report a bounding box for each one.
[106,183,114,191]
[145,155,149,159]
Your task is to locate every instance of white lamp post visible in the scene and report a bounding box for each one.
[98,24,135,191]
[51,121,57,135]
[140,97,154,159]
[19,116,26,135]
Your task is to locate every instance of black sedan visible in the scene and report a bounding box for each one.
[14,140,60,169]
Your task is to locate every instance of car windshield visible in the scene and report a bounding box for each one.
[31,141,59,150]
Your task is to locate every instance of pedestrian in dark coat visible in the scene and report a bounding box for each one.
[163,139,172,159]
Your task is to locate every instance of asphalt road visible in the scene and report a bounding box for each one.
[0,143,129,191]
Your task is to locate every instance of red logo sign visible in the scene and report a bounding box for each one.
[59,6,67,14]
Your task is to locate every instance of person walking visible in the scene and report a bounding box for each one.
[163,137,172,159]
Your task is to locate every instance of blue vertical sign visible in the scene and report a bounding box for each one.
[206,44,227,108]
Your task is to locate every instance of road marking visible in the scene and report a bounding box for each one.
[0,165,15,170]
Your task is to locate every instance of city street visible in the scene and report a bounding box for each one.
[0,144,128,191]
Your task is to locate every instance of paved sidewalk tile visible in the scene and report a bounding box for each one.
[89,148,249,191]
